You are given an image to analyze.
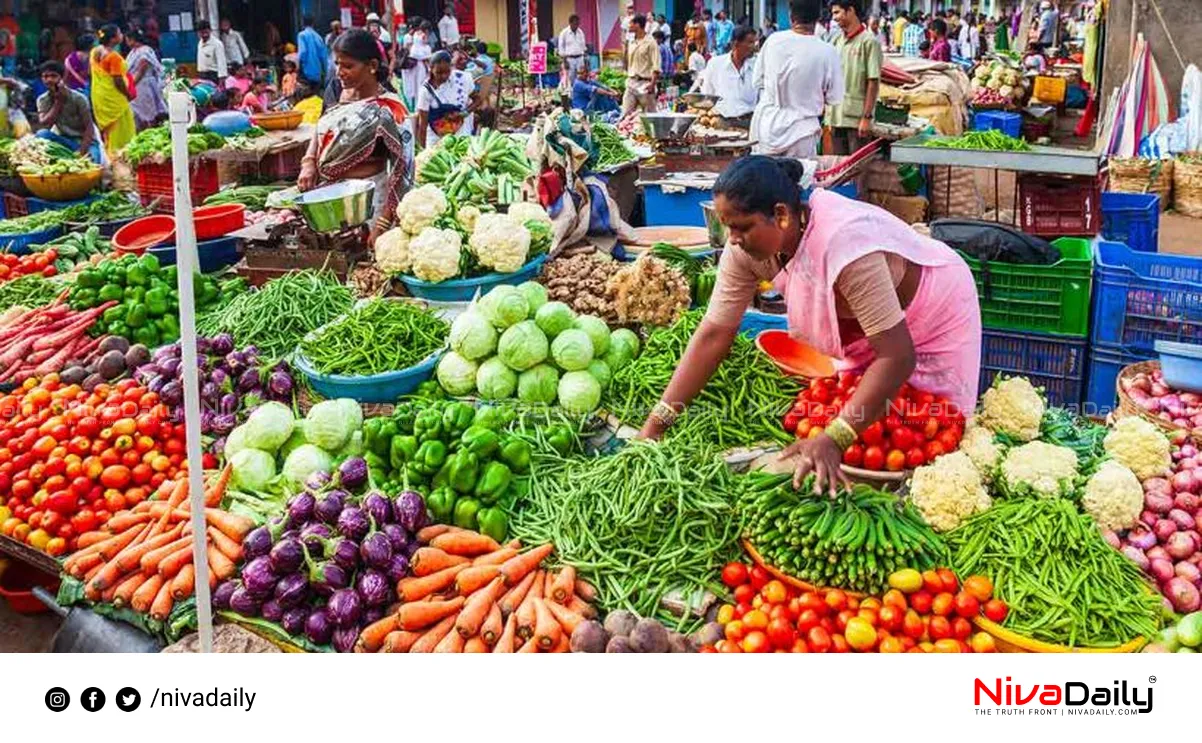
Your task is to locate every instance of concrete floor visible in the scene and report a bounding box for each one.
[0,599,60,653]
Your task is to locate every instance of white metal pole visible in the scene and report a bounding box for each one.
[168,91,214,654]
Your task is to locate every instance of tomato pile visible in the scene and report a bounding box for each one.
[701,562,1008,653]
[0,250,61,282]
[0,374,186,557]
[782,375,966,472]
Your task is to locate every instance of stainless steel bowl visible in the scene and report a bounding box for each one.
[295,179,376,233]
[641,113,697,140]
[680,92,721,110]
[701,200,728,248]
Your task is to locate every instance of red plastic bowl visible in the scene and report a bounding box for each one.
[0,560,58,614]
[113,215,176,255]
[192,203,246,240]
[755,329,836,379]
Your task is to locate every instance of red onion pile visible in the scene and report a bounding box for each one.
[1120,368,1202,432]
[1109,440,1202,614]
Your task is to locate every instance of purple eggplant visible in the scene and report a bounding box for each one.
[211,413,236,436]
[210,366,230,390]
[211,580,238,610]
[269,538,305,575]
[385,553,411,583]
[218,392,239,415]
[299,522,331,554]
[169,405,185,425]
[147,375,167,395]
[260,599,284,623]
[210,436,227,455]
[306,471,333,493]
[201,381,220,403]
[226,352,248,376]
[152,343,181,363]
[304,607,334,645]
[229,585,262,617]
[393,490,429,533]
[404,541,421,559]
[314,494,344,526]
[288,492,317,524]
[135,364,161,384]
[268,370,293,398]
[237,368,261,393]
[273,572,309,609]
[196,338,213,355]
[327,588,363,627]
[331,625,359,653]
[356,568,392,607]
[211,333,235,356]
[359,532,393,569]
[242,525,275,559]
[308,561,348,597]
[280,606,307,636]
[161,379,183,406]
[363,606,386,625]
[279,529,300,543]
[382,523,409,553]
[328,537,360,571]
[160,357,181,378]
[337,506,370,541]
[338,457,370,492]
[242,556,279,598]
[199,409,216,435]
[362,490,391,525]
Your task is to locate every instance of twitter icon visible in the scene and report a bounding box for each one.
[116,687,141,712]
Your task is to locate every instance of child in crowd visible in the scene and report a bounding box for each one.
[280,58,298,98]
[1023,41,1047,73]
[240,75,271,113]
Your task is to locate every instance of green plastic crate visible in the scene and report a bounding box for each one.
[959,237,1093,338]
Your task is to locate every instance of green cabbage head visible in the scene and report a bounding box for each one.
[450,310,498,360]
[534,301,576,338]
[551,328,594,371]
[587,359,612,390]
[231,448,277,492]
[574,315,611,356]
[478,285,529,329]
[558,370,602,414]
[477,356,518,399]
[437,351,479,396]
[516,281,548,315]
[303,399,358,452]
[498,320,549,371]
[241,401,295,453]
[517,363,560,404]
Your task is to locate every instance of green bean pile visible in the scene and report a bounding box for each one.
[300,299,449,376]
[196,270,354,361]
[604,309,801,448]
[0,275,66,313]
[589,123,637,170]
[510,441,744,629]
[947,498,1162,648]
[922,129,1031,152]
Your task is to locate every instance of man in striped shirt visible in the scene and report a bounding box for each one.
[901,12,925,57]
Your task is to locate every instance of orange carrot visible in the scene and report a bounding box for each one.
[104,512,153,533]
[68,530,113,555]
[429,530,501,557]
[396,563,468,602]
[100,581,120,603]
[566,595,598,620]
[203,464,233,508]
[396,596,466,631]
[409,615,458,653]
[141,503,191,521]
[171,563,195,600]
[151,479,190,534]
[481,604,503,646]
[416,524,459,543]
[552,632,571,653]
[498,570,537,616]
[99,522,152,561]
[454,564,501,596]
[82,563,103,582]
[90,531,158,591]
[574,578,599,603]
[204,508,254,541]
[505,539,523,550]
[112,571,149,608]
[549,565,576,604]
[546,600,585,635]
[515,571,545,639]
[381,631,423,653]
[532,597,562,650]
[464,636,489,653]
[434,628,467,653]
[409,547,470,577]
[131,574,164,613]
[206,542,237,580]
[356,614,401,652]
[115,523,185,574]
[493,614,519,652]
[158,545,195,579]
[470,547,518,567]
[516,636,539,652]
[66,551,105,579]
[138,535,191,575]
[499,543,554,586]
[150,578,175,621]
[455,576,504,638]
[207,525,243,562]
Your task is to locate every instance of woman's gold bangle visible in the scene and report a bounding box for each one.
[651,400,683,428]
[826,417,857,450]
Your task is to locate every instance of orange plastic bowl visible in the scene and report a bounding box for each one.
[113,215,176,256]
[755,329,835,379]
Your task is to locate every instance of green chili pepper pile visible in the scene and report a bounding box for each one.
[509,440,743,629]
[922,130,1031,151]
[0,274,67,313]
[300,298,449,376]
[947,498,1162,648]
[197,269,354,361]
[604,309,801,448]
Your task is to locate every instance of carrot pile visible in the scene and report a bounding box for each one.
[60,465,252,622]
[0,299,113,383]
[355,525,598,653]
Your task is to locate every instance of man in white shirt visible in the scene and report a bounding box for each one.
[366,13,392,46]
[438,4,460,49]
[696,25,759,120]
[750,0,843,158]
[558,15,589,86]
[195,20,228,82]
[219,18,249,67]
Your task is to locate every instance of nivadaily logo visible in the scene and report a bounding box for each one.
[974,677,1154,716]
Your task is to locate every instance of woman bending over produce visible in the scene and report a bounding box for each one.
[298,28,411,247]
[639,156,981,493]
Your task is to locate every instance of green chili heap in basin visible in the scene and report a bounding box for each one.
[300,298,449,377]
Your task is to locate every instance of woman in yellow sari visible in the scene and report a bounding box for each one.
[90,24,136,156]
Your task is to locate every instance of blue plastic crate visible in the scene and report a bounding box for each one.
[1084,342,1153,416]
[149,236,241,273]
[1101,192,1160,253]
[643,183,710,227]
[1091,240,1202,355]
[972,110,1023,139]
[0,226,62,255]
[396,254,548,302]
[25,193,101,214]
[979,328,1087,408]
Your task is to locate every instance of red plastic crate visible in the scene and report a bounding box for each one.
[136,159,220,212]
[3,190,28,218]
[1018,173,1101,237]
[239,147,305,182]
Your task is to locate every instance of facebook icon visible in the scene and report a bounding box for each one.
[81,687,105,712]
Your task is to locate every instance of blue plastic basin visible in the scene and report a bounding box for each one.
[397,254,548,302]
[1155,340,1202,394]
[149,236,240,273]
[294,350,444,404]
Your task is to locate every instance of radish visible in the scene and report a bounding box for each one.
[1154,519,1179,541]
[1149,558,1175,583]
[1165,577,1201,613]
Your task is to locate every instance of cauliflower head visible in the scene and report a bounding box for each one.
[396,185,449,234]
[409,226,463,283]
[997,440,1079,499]
[457,204,483,233]
[978,376,1045,442]
[960,423,1005,483]
[1081,460,1143,532]
[1103,416,1171,480]
[908,451,992,532]
[469,213,531,273]
[374,227,412,274]
[507,201,552,226]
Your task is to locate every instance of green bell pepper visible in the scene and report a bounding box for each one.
[364,451,388,479]
[98,284,124,303]
[471,405,504,431]
[411,439,447,476]
[453,497,482,530]
[102,305,126,324]
[448,450,479,494]
[392,402,417,434]
[133,324,159,347]
[76,269,102,289]
[477,506,508,543]
[414,408,443,443]
[125,303,148,328]
[71,288,96,309]
[442,402,476,438]
[163,265,178,284]
[125,263,149,287]
[415,380,445,400]
[498,437,532,474]
[474,461,511,504]
[144,287,169,317]
[431,458,453,489]
[157,315,180,345]
[138,253,160,274]
[107,321,130,339]
[460,426,499,458]
[123,286,145,304]
[546,424,575,456]
[427,487,458,523]
[389,434,419,471]
[364,418,385,457]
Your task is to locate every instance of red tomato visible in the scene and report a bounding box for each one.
[733,584,756,605]
[951,617,973,641]
[931,592,955,617]
[902,610,925,639]
[767,617,796,649]
[790,638,809,653]
[924,441,946,462]
[862,446,885,471]
[45,491,75,515]
[877,605,904,632]
[983,599,1009,623]
[885,449,906,472]
[889,426,915,452]
[937,568,959,593]
[782,410,804,433]
[922,417,940,440]
[741,631,770,653]
[928,616,952,640]
[721,562,749,588]
[883,414,903,432]
[103,489,125,512]
[954,592,981,619]
[798,592,827,616]
[71,509,98,534]
[761,580,788,606]
[830,634,850,653]
[76,416,101,438]
[807,627,832,653]
[905,447,926,469]
[860,421,884,446]
[842,444,864,467]
[748,565,770,591]
[824,589,848,613]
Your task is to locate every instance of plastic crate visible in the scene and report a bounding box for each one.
[979,328,1087,408]
[136,159,220,212]
[1017,173,1100,237]
[643,183,710,227]
[1101,192,1160,253]
[1,225,63,255]
[1083,341,1154,416]
[1091,240,1202,355]
[2,190,28,218]
[960,237,1093,337]
[148,236,241,273]
[1033,75,1067,104]
[25,193,101,214]
[972,110,1022,138]
[239,147,305,182]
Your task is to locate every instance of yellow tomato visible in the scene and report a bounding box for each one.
[716,604,735,625]
[933,638,962,653]
[743,609,769,631]
[0,506,10,523]
[844,617,878,652]
[26,528,51,551]
[969,632,997,653]
[887,568,924,594]
[45,537,68,557]
[761,580,788,605]
[12,523,31,542]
